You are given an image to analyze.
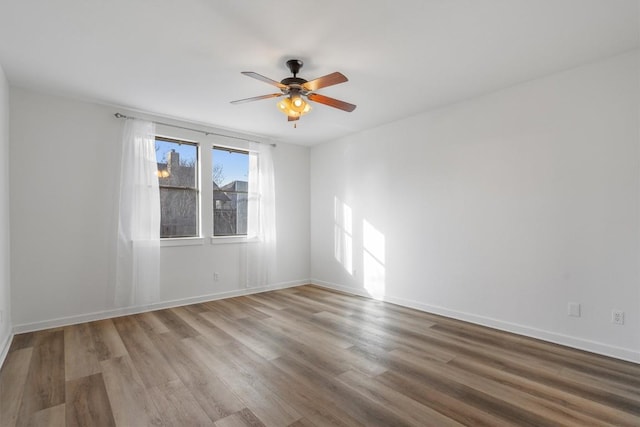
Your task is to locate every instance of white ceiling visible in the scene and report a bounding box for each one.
[0,1,638,146]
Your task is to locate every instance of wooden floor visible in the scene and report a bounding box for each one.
[1,285,639,426]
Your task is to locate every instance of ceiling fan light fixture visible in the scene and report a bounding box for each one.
[277,96,311,117]
[292,98,311,114]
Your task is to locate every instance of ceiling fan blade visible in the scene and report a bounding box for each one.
[307,93,356,112]
[241,71,287,89]
[302,72,348,91]
[230,93,282,104]
[288,115,300,122]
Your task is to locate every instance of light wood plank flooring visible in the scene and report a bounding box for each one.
[1,285,639,426]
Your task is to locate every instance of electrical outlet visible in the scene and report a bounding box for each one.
[568,302,580,317]
[214,272,220,282]
[612,310,624,325]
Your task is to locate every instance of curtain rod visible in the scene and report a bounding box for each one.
[114,113,275,147]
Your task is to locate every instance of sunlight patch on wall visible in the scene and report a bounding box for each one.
[363,219,386,299]
[334,197,353,275]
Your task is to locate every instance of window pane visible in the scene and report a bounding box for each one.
[156,138,199,238]
[159,188,198,237]
[212,148,249,236]
[156,139,197,187]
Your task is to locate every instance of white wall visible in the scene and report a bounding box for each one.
[311,50,640,362]
[0,64,11,363]
[9,88,310,329]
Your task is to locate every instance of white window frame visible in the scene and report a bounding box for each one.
[153,125,261,247]
[156,136,201,239]
[211,145,251,239]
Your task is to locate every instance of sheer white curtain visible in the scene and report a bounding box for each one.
[244,141,277,287]
[115,119,160,306]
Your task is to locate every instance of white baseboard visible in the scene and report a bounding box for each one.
[0,330,14,369]
[311,279,640,364]
[10,277,639,365]
[12,279,309,334]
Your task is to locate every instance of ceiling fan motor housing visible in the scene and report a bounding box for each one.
[286,59,303,76]
[282,60,308,93]
[280,77,307,88]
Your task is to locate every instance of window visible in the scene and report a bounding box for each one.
[155,137,199,238]
[212,146,250,236]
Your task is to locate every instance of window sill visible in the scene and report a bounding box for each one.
[210,236,260,245]
[160,237,205,247]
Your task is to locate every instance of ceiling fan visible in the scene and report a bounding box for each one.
[231,59,356,122]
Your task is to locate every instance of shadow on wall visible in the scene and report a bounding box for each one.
[334,196,386,300]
